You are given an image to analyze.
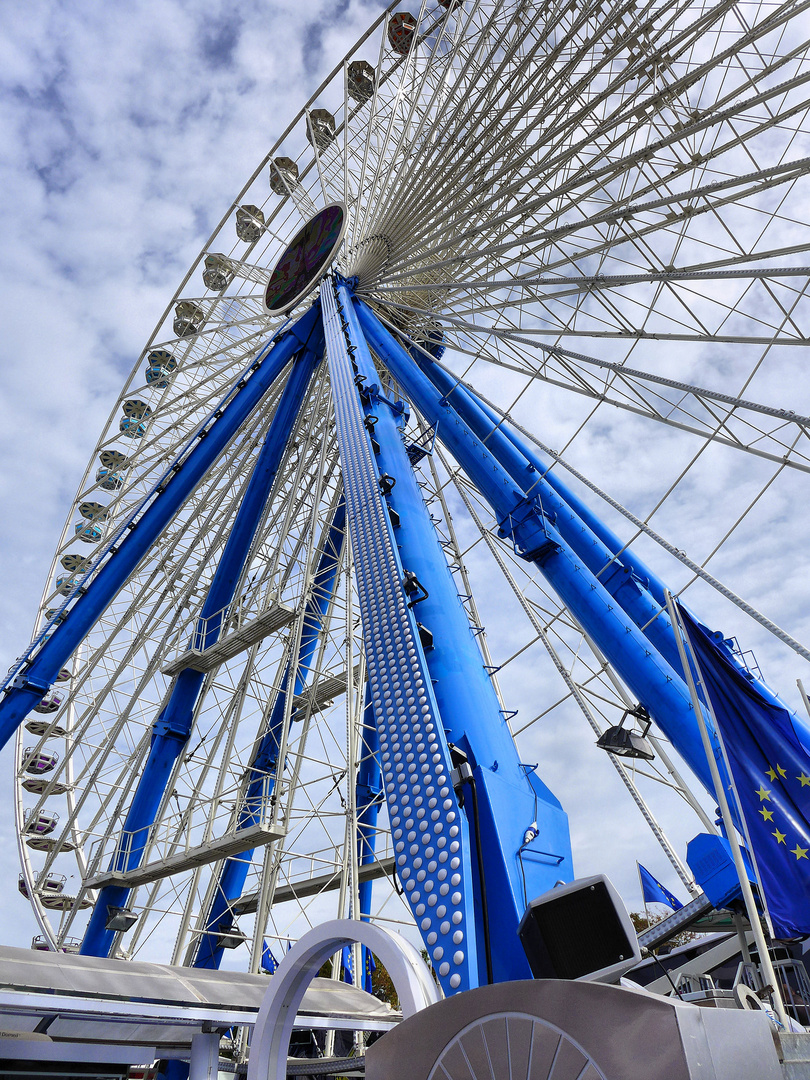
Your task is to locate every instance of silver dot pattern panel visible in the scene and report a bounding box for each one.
[323,277,473,994]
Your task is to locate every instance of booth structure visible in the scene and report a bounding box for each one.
[0,939,397,1077]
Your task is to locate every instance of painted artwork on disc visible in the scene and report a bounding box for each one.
[264,203,346,314]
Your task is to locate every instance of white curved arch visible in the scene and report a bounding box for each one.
[247,918,441,1080]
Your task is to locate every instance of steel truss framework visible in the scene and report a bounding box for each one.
[3,0,810,1026]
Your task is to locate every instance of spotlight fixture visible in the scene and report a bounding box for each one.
[216,925,247,950]
[596,705,655,761]
[105,905,139,932]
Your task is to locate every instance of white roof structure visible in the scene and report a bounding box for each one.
[0,944,398,1068]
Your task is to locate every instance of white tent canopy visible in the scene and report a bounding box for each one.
[0,944,397,1067]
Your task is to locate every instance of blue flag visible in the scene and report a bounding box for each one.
[638,863,683,910]
[261,940,279,974]
[679,605,810,938]
[341,944,354,984]
[363,946,377,994]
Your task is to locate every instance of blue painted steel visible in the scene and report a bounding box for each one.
[193,499,346,969]
[356,684,381,1001]
[686,832,757,910]
[0,305,323,754]
[356,682,381,922]
[354,298,723,799]
[81,316,324,958]
[410,353,684,673]
[459,378,670,608]
[323,277,480,995]
[342,287,571,983]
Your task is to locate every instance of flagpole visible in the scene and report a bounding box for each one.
[664,590,789,1026]
[797,679,810,724]
[637,861,653,933]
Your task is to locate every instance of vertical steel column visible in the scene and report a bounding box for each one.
[81,311,324,958]
[323,276,480,995]
[341,285,571,983]
[193,499,346,970]
[354,298,721,799]
[356,683,381,921]
[356,683,381,991]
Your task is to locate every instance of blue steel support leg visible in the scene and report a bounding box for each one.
[462,381,670,607]
[323,277,482,995]
[354,297,724,799]
[409,351,684,673]
[0,305,323,753]
[339,282,571,985]
[192,498,346,970]
[462,384,810,746]
[81,316,325,958]
[357,684,380,993]
[356,682,381,922]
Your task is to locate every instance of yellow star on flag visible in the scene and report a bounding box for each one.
[773,829,786,844]
[756,785,772,802]
[777,764,787,778]
[767,766,778,781]
[759,807,774,822]
[792,844,809,860]
[798,773,810,788]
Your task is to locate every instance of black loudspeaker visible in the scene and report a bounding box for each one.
[518,874,641,984]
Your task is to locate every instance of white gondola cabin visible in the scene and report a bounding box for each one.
[268,157,299,195]
[236,204,265,242]
[173,300,205,337]
[388,12,417,54]
[307,110,336,151]
[348,60,375,103]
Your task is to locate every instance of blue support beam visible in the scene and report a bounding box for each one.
[356,681,381,922]
[323,277,482,995]
[409,353,683,673]
[465,384,670,608]
[192,498,346,970]
[0,305,323,755]
[80,311,324,958]
[341,283,571,985]
[356,683,381,994]
[354,297,723,800]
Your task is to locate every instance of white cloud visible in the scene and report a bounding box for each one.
[0,0,389,950]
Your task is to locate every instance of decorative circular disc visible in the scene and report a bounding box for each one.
[428,1013,608,1080]
[263,203,347,315]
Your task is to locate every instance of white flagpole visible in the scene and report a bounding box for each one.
[664,590,788,1026]
[637,861,651,931]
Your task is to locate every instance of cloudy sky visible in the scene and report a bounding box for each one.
[0,0,397,948]
[1,0,808,957]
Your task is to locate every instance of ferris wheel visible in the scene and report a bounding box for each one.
[6,0,810,989]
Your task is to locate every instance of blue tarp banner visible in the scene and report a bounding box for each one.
[638,863,683,910]
[679,604,810,938]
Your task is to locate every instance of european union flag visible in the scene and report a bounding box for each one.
[638,863,683,910]
[363,945,377,994]
[341,944,354,984]
[261,939,279,974]
[679,605,810,939]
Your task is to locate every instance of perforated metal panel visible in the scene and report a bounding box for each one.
[323,277,475,994]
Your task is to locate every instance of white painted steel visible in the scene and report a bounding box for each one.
[247,918,439,1080]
